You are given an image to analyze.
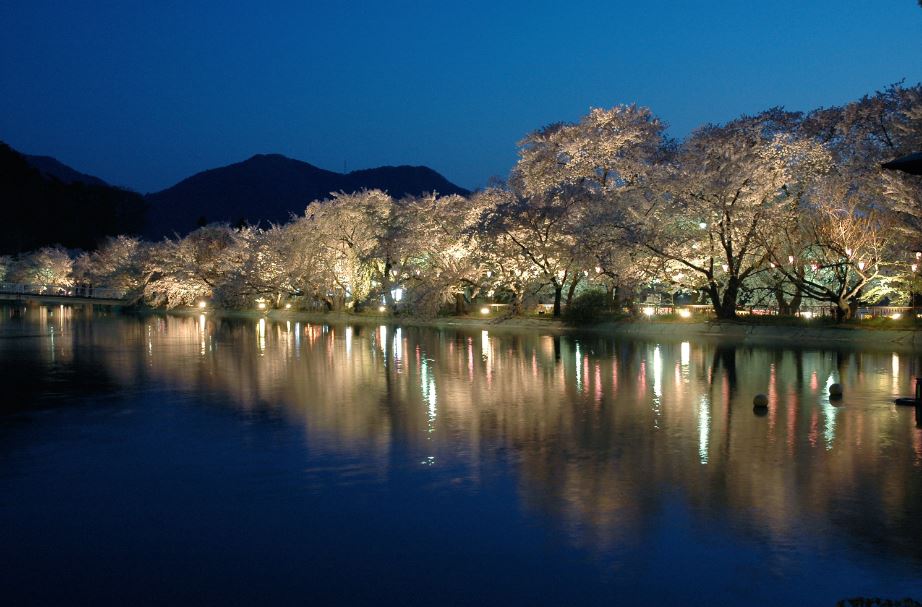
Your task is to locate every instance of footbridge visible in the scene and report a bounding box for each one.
[0,283,129,306]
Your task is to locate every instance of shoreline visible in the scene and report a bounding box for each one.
[132,307,922,352]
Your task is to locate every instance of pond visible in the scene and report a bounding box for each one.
[1,305,921,605]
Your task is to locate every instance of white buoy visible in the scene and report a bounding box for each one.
[753,393,768,408]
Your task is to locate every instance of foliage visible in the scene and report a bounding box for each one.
[8,84,922,323]
[562,290,610,325]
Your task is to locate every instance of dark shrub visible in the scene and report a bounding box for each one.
[563,290,609,325]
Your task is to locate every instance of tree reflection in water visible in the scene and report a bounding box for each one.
[2,305,922,600]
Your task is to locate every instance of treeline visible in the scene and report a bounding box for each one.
[2,84,921,321]
[0,143,146,253]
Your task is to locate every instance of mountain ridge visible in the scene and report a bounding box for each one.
[144,153,470,238]
[23,154,109,187]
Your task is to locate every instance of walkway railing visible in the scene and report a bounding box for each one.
[0,282,126,300]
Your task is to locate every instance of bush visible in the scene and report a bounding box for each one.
[563,290,609,325]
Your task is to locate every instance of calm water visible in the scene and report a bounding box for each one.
[1,306,921,606]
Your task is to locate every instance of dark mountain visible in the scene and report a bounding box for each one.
[144,153,470,238]
[23,154,108,186]
[0,143,145,254]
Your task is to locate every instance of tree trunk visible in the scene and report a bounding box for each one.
[454,292,466,315]
[553,285,563,317]
[715,278,739,320]
[565,277,579,307]
[382,261,394,309]
[773,287,789,316]
[705,282,723,318]
[512,292,523,316]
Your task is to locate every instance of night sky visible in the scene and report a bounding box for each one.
[1,1,920,193]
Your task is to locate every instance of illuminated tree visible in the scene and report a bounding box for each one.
[764,186,896,320]
[8,246,74,289]
[73,235,146,299]
[143,224,244,308]
[632,110,829,318]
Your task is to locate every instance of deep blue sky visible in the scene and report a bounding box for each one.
[1,1,920,193]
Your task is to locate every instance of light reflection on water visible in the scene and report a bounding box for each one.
[1,305,922,605]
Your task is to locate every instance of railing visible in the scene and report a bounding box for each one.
[0,282,126,300]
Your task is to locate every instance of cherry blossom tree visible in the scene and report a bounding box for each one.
[632,110,830,318]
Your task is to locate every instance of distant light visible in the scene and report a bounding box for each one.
[256,301,267,310]
[378,305,387,313]
[892,313,902,320]
[802,311,813,319]
[678,309,691,319]
[284,303,291,309]
[197,301,207,309]
[480,307,490,315]
[643,307,655,317]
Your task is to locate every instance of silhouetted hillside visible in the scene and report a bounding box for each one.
[23,154,108,186]
[0,143,145,254]
[145,154,470,238]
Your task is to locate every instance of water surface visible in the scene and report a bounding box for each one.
[1,305,921,605]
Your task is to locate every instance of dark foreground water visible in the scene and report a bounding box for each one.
[1,306,921,606]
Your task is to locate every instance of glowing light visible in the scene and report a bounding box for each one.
[257,318,266,353]
[575,342,582,391]
[197,300,207,309]
[891,313,902,320]
[284,303,291,309]
[378,305,387,312]
[680,341,690,366]
[678,308,691,319]
[643,307,655,317]
[801,311,813,319]
[391,288,403,302]
[480,307,490,315]
[698,396,710,464]
[256,301,267,310]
